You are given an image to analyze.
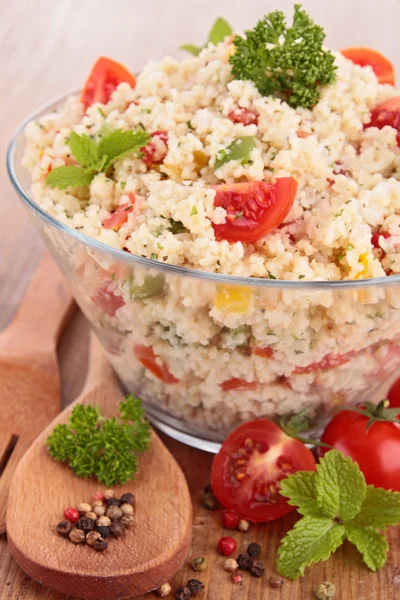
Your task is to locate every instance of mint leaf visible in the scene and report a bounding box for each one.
[280,471,325,517]
[208,17,233,45]
[180,43,201,56]
[46,166,95,190]
[354,485,400,529]
[277,516,345,579]
[68,132,99,167]
[99,129,151,170]
[345,522,388,571]
[214,136,256,170]
[316,450,366,521]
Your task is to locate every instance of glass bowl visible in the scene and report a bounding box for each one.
[7,92,400,452]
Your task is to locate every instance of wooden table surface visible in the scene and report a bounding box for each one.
[2,1,400,598]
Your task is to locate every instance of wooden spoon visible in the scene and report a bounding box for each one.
[6,336,192,599]
[0,253,74,533]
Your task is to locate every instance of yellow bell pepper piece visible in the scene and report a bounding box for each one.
[215,284,252,313]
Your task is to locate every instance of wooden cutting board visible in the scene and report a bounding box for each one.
[1,312,400,600]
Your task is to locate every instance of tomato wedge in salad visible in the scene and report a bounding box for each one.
[341,47,395,85]
[102,194,135,231]
[294,350,359,374]
[134,345,179,384]
[212,178,298,243]
[91,287,125,316]
[211,419,316,522]
[253,346,274,359]
[228,107,259,126]
[365,96,400,146]
[81,57,136,109]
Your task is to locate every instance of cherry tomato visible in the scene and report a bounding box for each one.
[212,178,298,243]
[228,107,259,126]
[102,197,135,231]
[320,406,400,491]
[141,131,169,165]
[365,96,400,146]
[211,419,316,522]
[341,47,395,85]
[134,344,179,384]
[253,346,274,359]
[294,350,359,374]
[220,378,258,391]
[91,287,125,316]
[81,57,136,109]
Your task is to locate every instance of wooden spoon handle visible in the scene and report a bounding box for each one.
[0,253,74,357]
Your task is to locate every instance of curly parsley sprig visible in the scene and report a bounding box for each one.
[229,4,337,109]
[46,394,151,487]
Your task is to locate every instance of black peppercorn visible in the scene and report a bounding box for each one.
[175,586,191,600]
[93,537,108,552]
[76,517,95,534]
[250,559,264,578]
[120,492,135,506]
[109,520,125,538]
[95,525,110,538]
[202,491,218,510]
[237,554,253,571]
[56,520,72,537]
[187,579,204,596]
[247,542,261,559]
[269,574,284,588]
[106,497,121,508]
[204,484,213,494]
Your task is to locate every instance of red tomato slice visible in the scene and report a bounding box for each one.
[91,287,125,316]
[253,346,274,358]
[228,107,259,126]
[141,131,169,165]
[220,378,258,391]
[341,47,395,85]
[102,195,135,231]
[212,178,298,243]
[81,57,136,109]
[371,231,390,248]
[294,350,360,374]
[365,96,400,146]
[211,419,316,522]
[134,345,179,384]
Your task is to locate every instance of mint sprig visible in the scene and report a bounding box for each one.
[180,17,232,56]
[46,129,150,190]
[278,450,400,578]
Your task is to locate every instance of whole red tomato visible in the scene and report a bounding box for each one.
[211,419,316,522]
[320,399,400,491]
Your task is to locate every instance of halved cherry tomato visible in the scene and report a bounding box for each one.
[364,96,400,146]
[134,344,179,384]
[91,287,125,316]
[220,378,257,391]
[102,195,135,231]
[141,131,169,165]
[320,403,400,491]
[228,107,259,126]
[211,419,316,522]
[294,350,359,374]
[341,47,395,85]
[212,178,298,243]
[81,57,136,109]
[253,346,274,359]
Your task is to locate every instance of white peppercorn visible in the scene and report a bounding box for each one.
[120,514,134,527]
[85,511,97,520]
[224,558,238,572]
[76,502,92,515]
[120,503,134,516]
[69,528,85,544]
[157,582,172,597]
[106,505,123,520]
[104,489,115,500]
[96,515,111,527]
[93,505,106,517]
[237,519,250,532]
[86,530,101,546]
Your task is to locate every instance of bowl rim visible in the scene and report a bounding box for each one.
[6,89,400,290]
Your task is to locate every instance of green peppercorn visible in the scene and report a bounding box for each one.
[191,556,208,571]
[316,582,336,600]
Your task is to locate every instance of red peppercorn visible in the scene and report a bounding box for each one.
[64,508,79,524]
[93,491,105,502]
[218,536,237,556]
[222,510,239,530]
[231,571,243,584]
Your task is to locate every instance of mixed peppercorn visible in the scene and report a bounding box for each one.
[56,489,135,552]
